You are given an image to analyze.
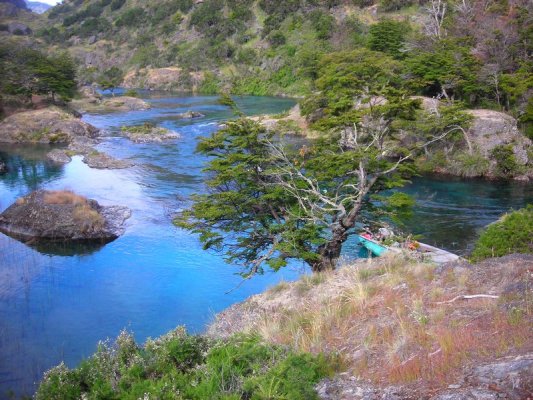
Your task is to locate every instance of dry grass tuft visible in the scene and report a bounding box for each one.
[43,190,88,206]
[72,205,104,233]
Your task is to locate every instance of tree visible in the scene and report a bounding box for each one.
[176,50,431,275]
[98,67,124,96]
[31,52,77,102]
[368,20,410,59]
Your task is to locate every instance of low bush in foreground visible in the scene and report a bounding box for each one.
[471,205,533,261]
[36,329,335,400]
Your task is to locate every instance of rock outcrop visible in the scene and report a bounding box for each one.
[175,110,204,119]
[0,190,131,242]
[82,152,132,169]
[70,95,151,113]
[120,124,181,143]
[0,107,99,144]
[466,109,531,165]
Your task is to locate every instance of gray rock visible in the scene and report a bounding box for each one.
[176,110,204,119]
[47,149,72,164]
[83,152,132,169]
[0,190,131,242]
[0,160,7,174]
[467,109,531,165]
[120,126,181,143]
[0,107,100,144]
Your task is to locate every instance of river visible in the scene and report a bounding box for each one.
[0,93,531,397]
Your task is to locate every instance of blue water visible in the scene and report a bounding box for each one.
[0,94,531,397]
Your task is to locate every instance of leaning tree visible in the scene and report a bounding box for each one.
[176,50,454,276]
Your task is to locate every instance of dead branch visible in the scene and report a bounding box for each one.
[435,294,500,304]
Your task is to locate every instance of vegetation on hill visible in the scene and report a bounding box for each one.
[0,39,77,116]
[36,329,337,400]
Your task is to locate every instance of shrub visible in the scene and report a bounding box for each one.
[471,205,533,261]
[110,0,126,11]
[491,144,520,177]
[124,89,139,97]
[449,151,490,178]
[115,7,146,28]
[36,330,334,399]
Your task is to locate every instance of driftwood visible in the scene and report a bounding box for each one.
[436,294,500,305]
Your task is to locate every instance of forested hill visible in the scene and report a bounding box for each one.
[28,0,530,104]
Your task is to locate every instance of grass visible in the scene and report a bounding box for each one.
[241,252,533,388]
[43,190,105,233]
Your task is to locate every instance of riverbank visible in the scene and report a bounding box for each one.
[208,252,533,398]
[34,252,533,398]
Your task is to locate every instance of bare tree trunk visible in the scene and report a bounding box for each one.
[311,225,348,272]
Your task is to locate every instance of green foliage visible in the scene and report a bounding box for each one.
[471,205,533,261]
[1,44,77,102]
[406,39,482,102]
[491,145,521,177]
[448,151,490,178]
[115,7,147,28]
[110,0,126,11]
[97,66,124,94]
[124,89,139,97]
[379,0,414,11]
[198,72,221,94]
[368,19,409,59]
[36,330,334,399]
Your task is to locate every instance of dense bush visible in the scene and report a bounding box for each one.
[368,19,409,59]
[471,205,533,261]
[115,7,147,28]
[36,329,335,399]
[491,145,520,177]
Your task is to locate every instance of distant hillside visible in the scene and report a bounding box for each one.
[25,1,51,13]
[36,0,531,104]
[0,0,27,10]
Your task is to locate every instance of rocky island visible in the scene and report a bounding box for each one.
[0,190,131,243]
[0,107,99,144]
[120,123,181,143]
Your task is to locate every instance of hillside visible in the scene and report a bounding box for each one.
[35,0,531,100]
[209,253,533,398]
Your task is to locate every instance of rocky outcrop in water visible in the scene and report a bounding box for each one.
[0,107,99,144]
[0,159,7,174]
[70,95,151,113]
[120,124,181,143]
[83,151,132,169]
[0,190,131,242]
[175,110,204,119]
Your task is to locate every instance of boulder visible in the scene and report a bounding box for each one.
[0,107,100,144]
[82,151,132,169]
[47,149,72,164]
[466,109,532,165]
[0,159,7,174]
[175,110,204,119]
[0,190,131,242]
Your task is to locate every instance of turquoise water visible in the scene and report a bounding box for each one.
[0,94,531,397]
